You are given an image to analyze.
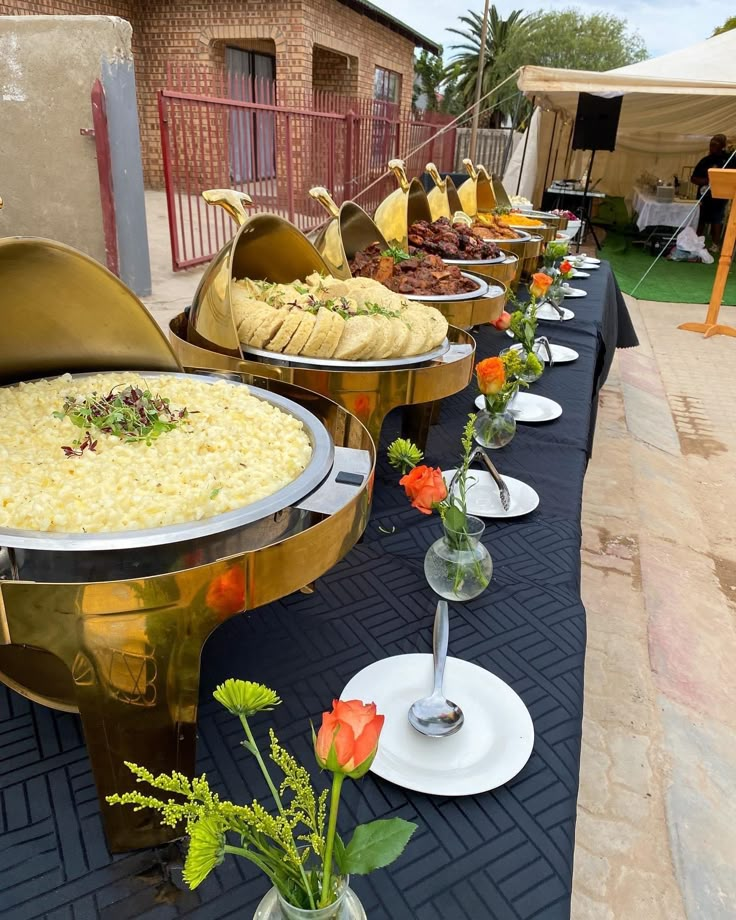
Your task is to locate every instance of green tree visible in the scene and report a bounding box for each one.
[448,6,648,126]
[413,49,463,115]
[503,8,648,72]
[414,50,445,111]
[712,16,736,35]
[447,7,536,126]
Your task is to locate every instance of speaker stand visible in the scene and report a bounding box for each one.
[576,150,602,253]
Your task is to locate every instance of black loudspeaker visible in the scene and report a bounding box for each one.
[571,92,622,151]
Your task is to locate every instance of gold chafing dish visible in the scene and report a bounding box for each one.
[373,158,432,249]
[307,186,386,280]
[487,249,520,289]
[178,192,477,449]
[520,234,545,280]
[0,235,374,852]
[425,162,464,220]
[456,159,497,217]
[308,186,507,330]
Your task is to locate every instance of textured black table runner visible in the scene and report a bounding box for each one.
[0,266,635,919]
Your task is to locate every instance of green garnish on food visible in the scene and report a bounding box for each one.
[364,301,402,320]
[381,245,411,264]
[54,385,189,449]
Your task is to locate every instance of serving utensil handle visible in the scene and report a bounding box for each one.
[432,600,449,695]
[537,335,554,366]
[309,186,340,217]
[473,446,511,510]
[388,158,410,192]
[201,189,253,226]
[426,162,446,192]
[462,157,478,179]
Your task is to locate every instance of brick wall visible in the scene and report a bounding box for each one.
[313,45,358,97]
[4,0,418,187]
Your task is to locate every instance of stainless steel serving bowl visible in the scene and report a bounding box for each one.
[0,371,335,582]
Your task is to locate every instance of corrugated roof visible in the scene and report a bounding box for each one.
[336,0,441,55]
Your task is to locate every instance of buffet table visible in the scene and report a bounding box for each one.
[631,186,699,232]
[0,266,637,920]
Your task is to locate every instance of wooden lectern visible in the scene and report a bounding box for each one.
[679,168,736,338]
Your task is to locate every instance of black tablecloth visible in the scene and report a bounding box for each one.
[0,266,636,920]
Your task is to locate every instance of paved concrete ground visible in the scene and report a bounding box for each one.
[574,297,736,920]
[142,194,736,918]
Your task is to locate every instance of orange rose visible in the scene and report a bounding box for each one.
[476,357,505,396]
[529,272,553,299]
[399,464,447,514]
[315,699,385,778]
[560,260,572,274]
[493,310,511,331]
[206,565,246,618]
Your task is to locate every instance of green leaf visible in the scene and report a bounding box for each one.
[443,503,465,535]
[343,818,417,875]
[333,832,348,875]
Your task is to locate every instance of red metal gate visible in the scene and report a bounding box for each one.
[158,68,456,271]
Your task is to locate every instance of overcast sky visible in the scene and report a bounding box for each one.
[383,0,731,59]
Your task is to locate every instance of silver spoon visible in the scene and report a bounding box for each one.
[408,601,465,737]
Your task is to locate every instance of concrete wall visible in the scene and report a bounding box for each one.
[0,15,150,293]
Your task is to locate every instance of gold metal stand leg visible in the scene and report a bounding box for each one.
[401,401,438,453]
[0,575,225,852]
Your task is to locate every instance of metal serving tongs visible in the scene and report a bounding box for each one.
[536,335,555,366]
[448,446,511,511]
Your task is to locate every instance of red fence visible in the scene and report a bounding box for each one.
[159,67,456,270]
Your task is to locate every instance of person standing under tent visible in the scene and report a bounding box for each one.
[692,134,732,252]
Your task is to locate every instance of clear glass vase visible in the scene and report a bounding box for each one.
[424,515,493,602]
[547,282,565,308]
[254,877,366,920]
[501,344,544,383]
[473,407,516,449]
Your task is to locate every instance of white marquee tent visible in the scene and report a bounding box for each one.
[506,29,736,203]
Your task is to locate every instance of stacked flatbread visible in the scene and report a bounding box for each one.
[230,273,449,361]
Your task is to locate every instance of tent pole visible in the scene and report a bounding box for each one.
[563,122,575,175]
[516,95,535,195]
[469,0,491,163]
[543,111,558,194]
[549,123,563,189]
[501,91,523,175]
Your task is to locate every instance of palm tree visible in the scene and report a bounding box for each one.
[447,7,536,126]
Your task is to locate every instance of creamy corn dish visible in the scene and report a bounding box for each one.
[0,373,313,533]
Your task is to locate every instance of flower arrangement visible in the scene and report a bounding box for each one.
[388,419,491,597]
[107,680,415,912]
[558,259,575,282]
[476,353,528,414]
[543,239,570,267]
[502,270,557,382]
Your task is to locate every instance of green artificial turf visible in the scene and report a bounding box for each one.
[600,232,736,305]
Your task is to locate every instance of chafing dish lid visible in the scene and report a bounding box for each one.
[0,237,181,386]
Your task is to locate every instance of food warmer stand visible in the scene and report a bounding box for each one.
[0,236,375,852]
[308,186,507,329]
[169,191,476,451]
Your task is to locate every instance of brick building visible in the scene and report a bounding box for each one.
[3,1,439,185]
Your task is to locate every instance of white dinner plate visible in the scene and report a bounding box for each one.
[475,391,562,423]
[571,269,590,278]
[508,341,579,364]
[443,469,540,518]
[573,260,599,270]
[536,303,575,321]
[562,286,588,298]
[340,654,535,796]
